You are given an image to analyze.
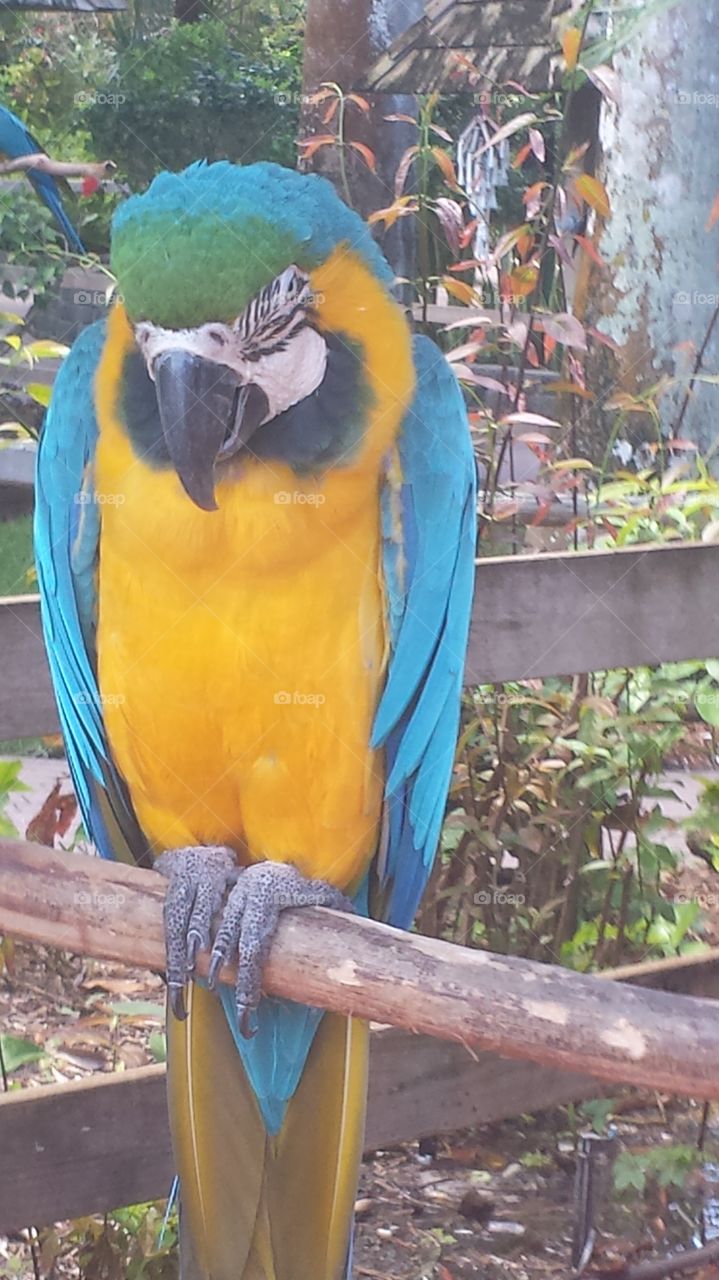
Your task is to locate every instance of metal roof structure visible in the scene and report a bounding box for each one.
[5,0,126,13]
[361,0,572,93]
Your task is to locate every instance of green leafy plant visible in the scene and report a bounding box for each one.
[83,17,301,189]
[420,660,710,970]
[613,1144,702,1197]
[39,1201,179,1279]
[0,186,68,304]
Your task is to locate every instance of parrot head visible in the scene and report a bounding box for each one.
[109,161,399,510]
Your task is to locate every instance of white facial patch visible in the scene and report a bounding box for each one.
[134,264,329,425]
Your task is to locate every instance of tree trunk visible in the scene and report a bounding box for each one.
[587,3,719,456]
[300,0,421,280]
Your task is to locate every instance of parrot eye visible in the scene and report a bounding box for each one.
[207,329,227,346]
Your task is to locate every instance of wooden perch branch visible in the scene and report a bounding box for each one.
[2,838,719,1100]
[0,154,116,180]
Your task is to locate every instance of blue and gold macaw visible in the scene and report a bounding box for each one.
[0,103,84,252]
[35,161,476,1280]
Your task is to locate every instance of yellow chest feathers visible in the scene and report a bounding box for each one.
[91,249,414,882]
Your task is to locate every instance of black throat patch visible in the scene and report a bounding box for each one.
[118,331,371,476]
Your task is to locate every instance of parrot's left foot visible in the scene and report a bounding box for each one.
[156,845,238,1021]
[207,861,353,1037]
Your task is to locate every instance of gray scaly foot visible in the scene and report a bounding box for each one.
[207,861,354,1038]
[156,846,238,1020]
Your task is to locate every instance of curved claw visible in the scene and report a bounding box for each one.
[168,980,188,1022]
[208,860,354,1036]
[207,947,225,991]
[156,845,237,1020]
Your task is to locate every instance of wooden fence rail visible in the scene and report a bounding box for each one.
[2,541,719,739]
[3,842,719,1231]
[3,840,719,1099]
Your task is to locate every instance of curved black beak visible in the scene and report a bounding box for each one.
[153,350,269,511]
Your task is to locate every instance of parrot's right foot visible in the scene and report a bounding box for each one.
[156,846,238,1021]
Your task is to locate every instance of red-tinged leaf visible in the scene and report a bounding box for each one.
[25,782,78,847]
[492,222,533,264]
[448,258,483,272]
[349,141,376,172]
[574,233,606,266]
[526,344,540,367]
[384,113,417,125]
[530,498,554,526]
[667,438,698,450]
[452,362,488,385]
[431,146,459,188]
[445,340,482,364]
[543,333,557,362]
[505,265,538,299]
[298,135,335,158]
[367,197,417,228]
[81,175,100,197]
[438,1267,454,1280]
[587,64,621,105]
[346,92,370,112]
[541,311,587,351]
[460,217,479,248]
[434,197,465,255]
[395,144,418,196]
[575,173,611,219]
[471,374,515,396]
[441,276,477,305]
[513,142,532,169]
[500,411,561,428]
[519,430,554,444]
[443,311,494,331]
[516,231,534,261]
[504,78,541,99]
[523,180,547,205]
[562,27,582,71]
[587,325,621,353]
[563,141,591,170]
[322,99,339,124]
[430,123,453,142]
[707,192,719,231]
[552,457,596,472]
[543,380,594,399]
[529,127,546,163]
[523,180,547,219]
[505,318,529,348]
[477,112,537,156]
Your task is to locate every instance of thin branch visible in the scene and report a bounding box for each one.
[671,297,719,439]
[0,154,116,180]
[2,838,719,1100]
[620,1238,719,1280]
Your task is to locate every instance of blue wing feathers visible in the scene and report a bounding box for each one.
[0,103,84,252]
[374,335,476,929]
[34,320,148,866]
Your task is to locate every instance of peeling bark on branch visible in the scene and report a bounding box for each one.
[2,838,719,1099]
[0,154,116,179]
